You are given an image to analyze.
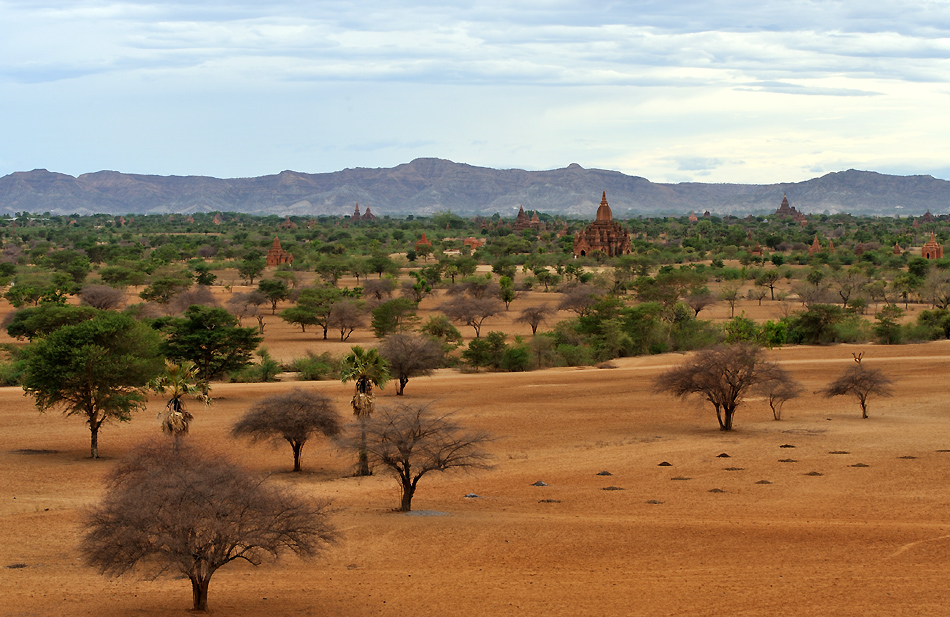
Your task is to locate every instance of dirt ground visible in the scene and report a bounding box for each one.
[3,278,950,615]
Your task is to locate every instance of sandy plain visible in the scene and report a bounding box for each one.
[2,279,950,616]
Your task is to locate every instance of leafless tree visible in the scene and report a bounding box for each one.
[81,439,336,612]
[445,278,499,299]
[226,291,266,329]
[437,295,503,338]
[821,358,894,418]
[557,283,604,316]
[232,389,342,472]
[379,333,444,395]
[362,403,492,511]
[654,343,776,431]
[362,278,397,303]
[168,285,217,316]
[514,304,553,335]
[754,363,804,420]
[747,287,768,306]
[684,290,717,317]
[80,284,126,310]
[327,300,367,342]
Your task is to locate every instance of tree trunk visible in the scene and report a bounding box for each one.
[397,377,408,396]
[357,420,371,476]
[292,441,303,472]
[191,576,210,612]
[89,421,100,459]
[399,482,415,512]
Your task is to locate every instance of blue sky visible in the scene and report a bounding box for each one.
[2,0,949,183]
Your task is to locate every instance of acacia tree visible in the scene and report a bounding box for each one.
[379,333,444,395]
[82,440,336,612]
[341,346,390,476]
[754,363,804,420]
[438,295,502,338]
[232,389,342,472]
[514,304,552,335]
[22,313,164,458]
[654,343,776,431]
[362,404,492,512]
[822,357,894,418]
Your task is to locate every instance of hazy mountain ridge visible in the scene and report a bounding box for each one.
[1,159,948,218]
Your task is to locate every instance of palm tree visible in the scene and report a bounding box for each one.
[149,360,210,437]
[341,345,390,476]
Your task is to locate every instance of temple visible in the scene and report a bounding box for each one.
[266,236,294,267]
[513,205,543,232]
[572,192,632,258]
[922,232,944,259]
[351,203,378,222]
[774,194,806,223]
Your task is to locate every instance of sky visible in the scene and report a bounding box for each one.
[2,0,950,184]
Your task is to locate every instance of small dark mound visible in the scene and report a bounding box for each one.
[755,480,772,485]
[596,361,618,369]
[602,486,625,491]
[658,461,673,467]
[671,476,691,481]
[646,499,663,504]
[708,488,726,493]
[464,493,480,499]
[851,463,869,468]
[716,453,730,458]
[936,450,950,453]
[804,471,823,476]
[6,563,27,569]
[12,449,59,455]
[531,480,548,487]
[898,456,917,460]
[779,458,797,463]
[779,444,795,448]
[723,467,744,471]
[596,470,613,476]
[829,451,850,455]
[538,499,561,503]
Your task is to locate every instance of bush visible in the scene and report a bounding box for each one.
[290,351,339,381]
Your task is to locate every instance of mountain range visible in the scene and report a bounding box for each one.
[1,158,948,219]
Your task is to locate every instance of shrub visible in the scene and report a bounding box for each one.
[290,351,339,381]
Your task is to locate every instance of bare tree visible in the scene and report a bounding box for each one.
[684,290,717,317]
[754,363,803,420]
[82,440,336,612]
[654,343,776,431]
[227,291,267,332]
[822,356,894,418]
[514,304,553,335]
[327,300,367,342]
[80,284,126,310]
[362,403,492,511]
[557,284,603,316]
[362,278,397,304]
[379,333,444,395]
[438,295,503,338]
[719,282,742,317]
[232,389,342,472]
[168,285,217,316]
[445,278,499,299]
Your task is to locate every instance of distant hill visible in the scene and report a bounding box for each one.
[1,159,948,218]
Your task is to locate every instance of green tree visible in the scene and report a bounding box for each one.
[371,298,419,338]
[257,279,290,313]
[279,286,341,339]
[340,345,390,476]
[21,312,164,458]
[159,306,263,387]
[238,254,266,285]
[6,303,100,341]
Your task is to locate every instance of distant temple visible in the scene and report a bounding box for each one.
[808,235,822,257]
[415,233,433,251]
[774,194,806,223]
[513,205,542,232]
[572,192,632,258]
[922,232,944,259]
[351,203,378,222]
[266,236,294,267]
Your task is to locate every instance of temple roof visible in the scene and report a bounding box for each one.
[595,191,613,222]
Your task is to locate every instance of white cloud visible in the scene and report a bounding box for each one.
[1,0,949,182]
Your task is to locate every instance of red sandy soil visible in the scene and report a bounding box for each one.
[3,281,950,615]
